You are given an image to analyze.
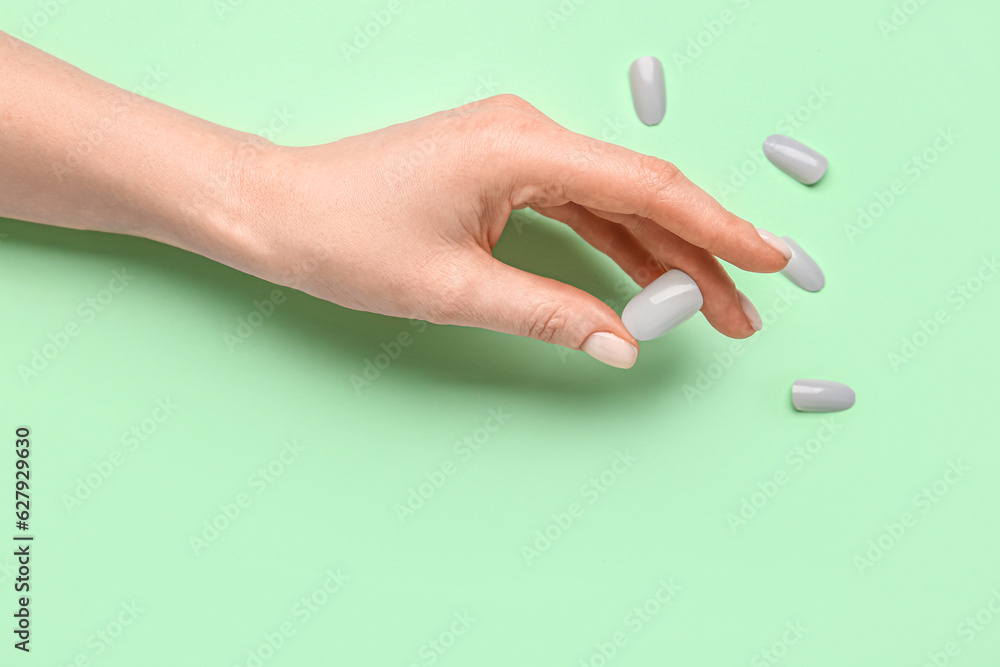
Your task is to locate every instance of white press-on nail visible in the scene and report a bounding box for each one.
[780,236,825,292]
[629,56,666,126]
[621,269,703,341]
[792,379,855,412]
[763,134,828,184]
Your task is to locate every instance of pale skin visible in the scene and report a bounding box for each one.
[0,31,792,369]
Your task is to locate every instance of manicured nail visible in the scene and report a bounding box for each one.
[757,229,793,261]
[780,236,825,292]
[581,332,638,369]
[629,56,666,126]
[621,269,703,341]
[737,290,762,332]
[792,379,855,412]
[763,134,828,185]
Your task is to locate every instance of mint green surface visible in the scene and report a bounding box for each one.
[3,1,1000,664]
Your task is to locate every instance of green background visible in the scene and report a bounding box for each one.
[3,0,999,664]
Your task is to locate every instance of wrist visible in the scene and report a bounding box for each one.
[160,127,280,276]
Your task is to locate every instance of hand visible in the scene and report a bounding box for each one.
[0,34,790,370]
[223,95,790,368]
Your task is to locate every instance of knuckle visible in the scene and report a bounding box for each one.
[485,104,540,135]
[485,93,533,111]
[467,106,541,163]
[524,301,568,344]
[635,154,682,195]
[454,95,536,122]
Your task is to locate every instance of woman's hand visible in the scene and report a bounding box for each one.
[0,28,787,370]
[223,95,791,368]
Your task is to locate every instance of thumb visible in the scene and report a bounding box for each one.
[458,257,639,369]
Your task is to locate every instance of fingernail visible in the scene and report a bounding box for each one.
[757,229,793,261]
[629,56,666,126]
[737,290,762,332]
[792,379,855,412]
[581,332,638,369]
[763,134,828,185]
[621,269,703,341]
[780,236,825,292]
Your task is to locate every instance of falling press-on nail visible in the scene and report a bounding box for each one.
[780,236,825,292]
[792,379,855,413]
[629,56,666,126]
[621,269,703,341]
[763,134,828,184]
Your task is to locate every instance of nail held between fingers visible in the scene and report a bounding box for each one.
[621,269,703,341]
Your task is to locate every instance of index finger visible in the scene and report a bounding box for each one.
[506,124,792,273]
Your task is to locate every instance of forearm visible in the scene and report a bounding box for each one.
[0,30,263,264]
